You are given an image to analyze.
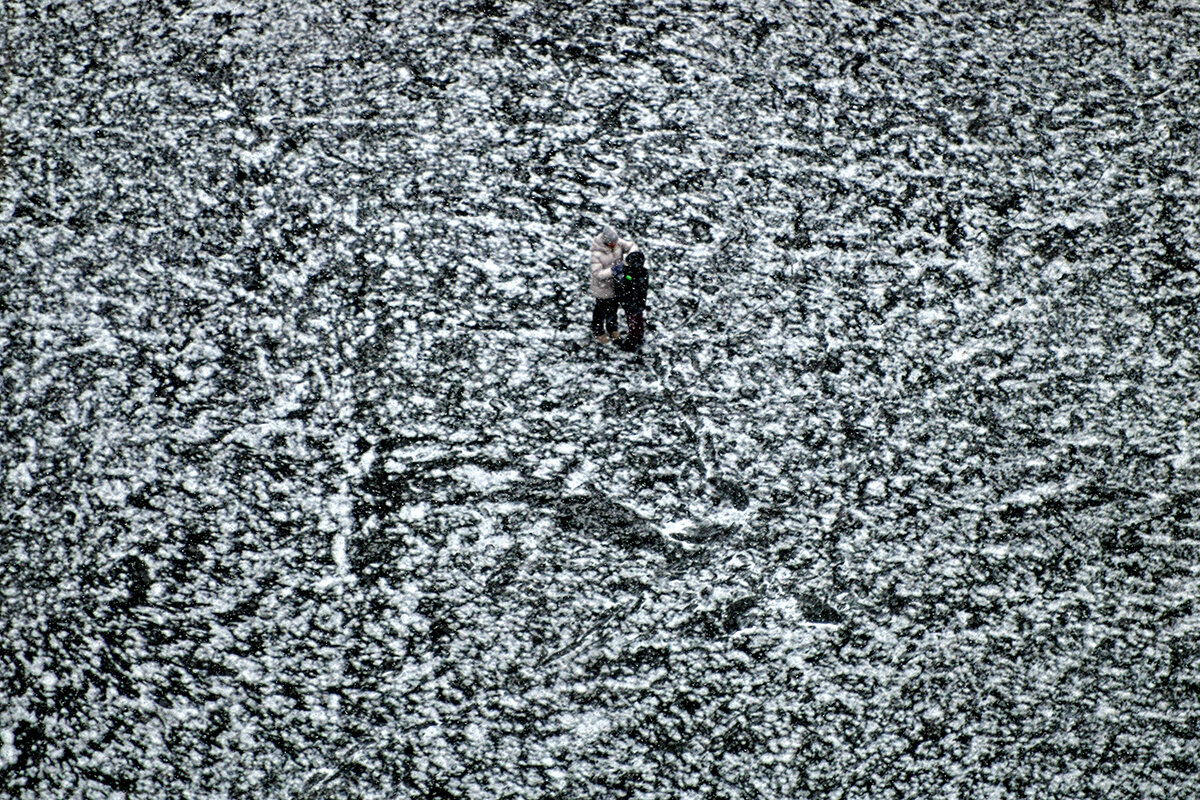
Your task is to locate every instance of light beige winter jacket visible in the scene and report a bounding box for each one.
[589,234,639,299]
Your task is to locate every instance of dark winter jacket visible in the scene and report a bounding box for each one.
[615,251,648,312]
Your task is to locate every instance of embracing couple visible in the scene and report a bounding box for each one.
[589,225,648,352]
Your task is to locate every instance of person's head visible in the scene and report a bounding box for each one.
[626,250,644,269]
[601,225,619,247]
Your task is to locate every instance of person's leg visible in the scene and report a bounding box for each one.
[593,299,619,341]
[591,300,607,339]
[603,299,620,339]
[621,307,644,350]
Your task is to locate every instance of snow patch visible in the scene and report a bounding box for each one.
[7,463,34,493]
[398,503,428,522]
[476,259,503,277]
[332,532,348,574]
[451,464,520,494]
[661,519,695,539]
[95,479,129,506]
[562,709,613,742]
[0,729,15,769]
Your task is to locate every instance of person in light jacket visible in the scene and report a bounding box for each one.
[589,225,639,344]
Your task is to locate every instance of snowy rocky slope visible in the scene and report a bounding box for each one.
[2,0,1199,797]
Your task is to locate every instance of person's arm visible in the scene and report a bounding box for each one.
[591,246,614,282]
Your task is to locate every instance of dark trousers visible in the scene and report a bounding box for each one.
[621,306,645,349]
[591,298,619,338]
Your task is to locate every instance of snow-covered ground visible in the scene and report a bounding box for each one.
[3,1,1199,797]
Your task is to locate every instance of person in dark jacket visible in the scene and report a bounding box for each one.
[613,249,649,351]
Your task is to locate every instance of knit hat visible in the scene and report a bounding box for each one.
[601,225,618,244]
